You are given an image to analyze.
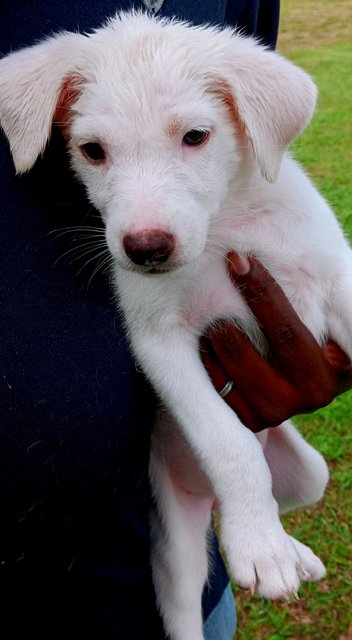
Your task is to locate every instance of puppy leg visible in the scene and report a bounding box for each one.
[150,447,213,640]
[256,420,329,514]
[257,421,328,582]
[133,331,306,601]
[327,267,352,361]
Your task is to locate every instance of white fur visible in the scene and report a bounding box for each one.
[2,11,350,639]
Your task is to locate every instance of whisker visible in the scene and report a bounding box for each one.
[76,248,111,276]
[54,240,108,266]
[87,254,114,290]
[49,225,105,238]
[50,223,111,286]
[67,244,109,266]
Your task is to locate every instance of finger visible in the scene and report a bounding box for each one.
[200,335,272,431]
[200,335,229,392]
[227,254,333,389]
[202,325,340,427]
[323,341,352,393]
[206,323,299,418]
[224,386,271,432]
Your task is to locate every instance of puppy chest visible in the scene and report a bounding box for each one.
[181,271,249,333]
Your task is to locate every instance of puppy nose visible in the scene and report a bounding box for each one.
[123,230,175,267]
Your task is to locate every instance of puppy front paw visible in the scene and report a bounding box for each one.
[223,523,306,600]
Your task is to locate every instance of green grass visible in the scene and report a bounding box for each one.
[278,0,352,52]
[290,43,352,231]
[233,25,352,640]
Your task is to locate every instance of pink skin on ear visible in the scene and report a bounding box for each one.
[53,76,81,138]
[216,81,248,146]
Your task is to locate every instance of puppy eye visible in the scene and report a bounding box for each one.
[80,142,106,163]
[182,130,209,147]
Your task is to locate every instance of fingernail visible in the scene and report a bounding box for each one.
[228,253,251,275]
[323,341,351,371]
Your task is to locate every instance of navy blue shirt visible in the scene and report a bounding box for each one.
[0,1,279,636]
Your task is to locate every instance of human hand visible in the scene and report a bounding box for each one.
[201,253,352,432]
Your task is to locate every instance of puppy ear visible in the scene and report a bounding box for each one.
[0,32,87,173]
[217,39,317,182]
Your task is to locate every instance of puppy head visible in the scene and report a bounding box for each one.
[0,11,317,272]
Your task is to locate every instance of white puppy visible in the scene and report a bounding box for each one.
[1,11,351,639]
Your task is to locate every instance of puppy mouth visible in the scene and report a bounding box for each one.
[146,266,172,274]
[118,259,184,275]
[111,249,187,275]
[136,262,181,275]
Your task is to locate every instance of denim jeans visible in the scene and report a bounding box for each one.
[204,584,237,640]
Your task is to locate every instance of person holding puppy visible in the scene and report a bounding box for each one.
[1,1,351,638]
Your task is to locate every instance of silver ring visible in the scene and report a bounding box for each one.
[218,379,234,398]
